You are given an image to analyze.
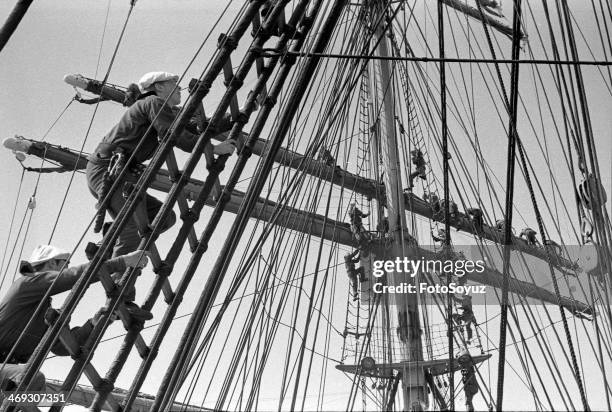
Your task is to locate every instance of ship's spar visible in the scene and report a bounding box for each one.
[3,70,590,315]
[54,72,583,272]
[3,133,591,315]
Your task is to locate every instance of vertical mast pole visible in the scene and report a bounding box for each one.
[364,63,396,378]
[368,1,427,409]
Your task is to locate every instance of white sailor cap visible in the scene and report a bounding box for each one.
[138,71,179,92]
[27,245,70,266]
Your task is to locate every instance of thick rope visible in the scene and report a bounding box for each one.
[495,0,523,409]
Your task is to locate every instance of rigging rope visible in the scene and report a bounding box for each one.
[4,2,610,410]
[11,0,252,395]
[0,168,25,288]
[0,98,73,285]
[0,0,33,53]
[494,0,523,409]
[201,6,390,406]
[153,4,342,409]
[161,2,408,408]
[48,1,136,242]
[437,1,455,410]
[392,12,604,408]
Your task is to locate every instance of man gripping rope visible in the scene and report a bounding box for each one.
[344,249,367,300]
[86,71,237,304]
[0,245,148,398]
[348,203,371,247]
[408,149,427,190]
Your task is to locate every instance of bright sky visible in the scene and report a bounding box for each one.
[1,1,611,411]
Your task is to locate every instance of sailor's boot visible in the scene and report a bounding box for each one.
[110,270,152,322]
[123,302,153,322]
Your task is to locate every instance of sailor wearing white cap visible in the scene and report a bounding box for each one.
[86,70,238,304]
[137,71,182,107]
[23,244,71,269]
[137,71,179,91]
[0,246,148,394]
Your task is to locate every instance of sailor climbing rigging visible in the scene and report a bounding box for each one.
[408,149,427,190]
[0,245,148,397]
[437,198,458,221]
[86,71,237,304]
[344,249,367,300]
[452,294,476,344]
[519,227,540,246]
[543,239,563,256]
[476,0,504,17]
[318,147,336,167]
[466,208,484,233]
[377,216,389,234]
[457,350,480,412]
[348,202,370,245]
[495,218,515,235]
[423,191,440,214]
[432,228,447,243]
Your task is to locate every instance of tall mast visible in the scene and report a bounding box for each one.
[367,1,427,409]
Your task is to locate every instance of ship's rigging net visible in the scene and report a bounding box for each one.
[0,0,611,411]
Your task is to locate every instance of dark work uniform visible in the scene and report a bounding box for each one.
[87,94,233,301]
[408,150,426,189]
[0,258,126,392]
[349,205,369,245]
[344,250,366,298]
[87,95,200,258]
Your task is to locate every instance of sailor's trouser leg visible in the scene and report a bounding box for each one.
[465,323,473,341]
[202,112,233,136]
[348,271,358,298]
[217,112,233,134]
[408,171,419,189]
[0,363,46,391]
[1,364,46,412]
[86,160,176,302]
[351,224,366,244]
[49,319,94,357]
[356,266,366,282]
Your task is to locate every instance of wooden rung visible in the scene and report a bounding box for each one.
[83,367,121,411]
[95,273,152,351]
[222,59,241,119]
[252,9,261,31]
[277,7,286,32]
[111,304,150,359]
[134,335,149,359]
[130,204,163,270]
[164,152,199,251]
[81,276,151,358]
[51,317,120,410]
[98,272,118,296]
[255,58,267,95]
[82,365,103,390]
[174,192,198,250]
[161,278,174,303]
[126,151,200,255]
[250,10,268,104]
[146,243,163,268]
